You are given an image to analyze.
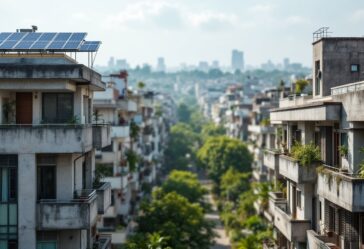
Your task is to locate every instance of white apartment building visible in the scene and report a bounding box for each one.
[0,31,112,249]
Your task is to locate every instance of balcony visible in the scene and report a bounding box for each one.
[111,125,130,138]
[93,124,111,150]
[264,150,280,171]
[279,155,317,183]
[37,190,97,230]
[271,101,341,122]
[268,192,286,218]
[104,174,128,190]
[317,165,364,212]
[307,230,339,249]
[119,99,137,112]
[274,203,311,242]
[96,182,112,214]
[248,125,274,134]
[95,234,112,249]
[0,124,93,153]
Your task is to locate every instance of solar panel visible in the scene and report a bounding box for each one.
[62,32,87,50]
[0,32,100,52]
[79,41,101,52]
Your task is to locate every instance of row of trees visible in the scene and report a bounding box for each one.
[125,170,215,249]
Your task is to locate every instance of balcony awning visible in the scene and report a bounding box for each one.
[270,102,341,122]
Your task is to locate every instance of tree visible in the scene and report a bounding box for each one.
[137,81,146,89]
[124,233,172,249]
[197,136,252,183]
[136,192,215,249]
[295,79,308,94]
[220,168,250,202]
[164,123,198,171]
[201,123,226,142]
[161,170,206,204]
[189,109,208,133]
[177,103,191,123]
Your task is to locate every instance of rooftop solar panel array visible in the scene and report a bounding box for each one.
[0,32,100,52]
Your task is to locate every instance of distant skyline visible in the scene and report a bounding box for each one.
[1,0,364,67]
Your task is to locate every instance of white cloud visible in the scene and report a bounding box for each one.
[350,9,364,22]
[187,11,239,31]
[248,3,274,14]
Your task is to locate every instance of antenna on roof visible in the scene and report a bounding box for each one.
[313,27,332,42]
[32,25,38,32]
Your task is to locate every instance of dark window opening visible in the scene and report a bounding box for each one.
[42,93,73,123]
[37,155,56,200]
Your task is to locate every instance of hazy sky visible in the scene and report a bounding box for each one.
[1,0,364,68]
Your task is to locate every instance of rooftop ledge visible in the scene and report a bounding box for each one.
[0,63,105,91]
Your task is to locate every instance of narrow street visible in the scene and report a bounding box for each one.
[201,180,231,249]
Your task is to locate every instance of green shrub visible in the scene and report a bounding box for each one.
[291,142,320,166]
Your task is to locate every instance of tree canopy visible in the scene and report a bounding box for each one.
[220,168,250,202]
[164,123,198,171]
[197,136,252,183]
[161,170,206,204]
[136,192,215,249]
[177,103,191,123]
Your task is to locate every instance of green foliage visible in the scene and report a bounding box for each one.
[259,118,270,127]
[291,142,321,166]
[197,136,252,183]
[161,170,206,204]
[130,120,140,140]
[177,103,191,123]
[201,123,226,142]
[220,168,250,202]
[137,81,146,89]
[154,105,163,117]
[126,150,138,172]
[243,215,266,233]
[124,233,172,249]
[136,192,215,249]
[237,190,257,220]
[164,123,198,171]
[295,79,308,94]
[338,145,348,158]
[189,109,208,133]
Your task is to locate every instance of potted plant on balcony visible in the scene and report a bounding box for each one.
[338,145,348,158]
[291,142,321,167]
[2,100,15,124]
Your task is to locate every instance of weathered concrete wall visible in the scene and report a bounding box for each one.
[317,171,364,212]
[279,155,316,183]
[270,104,340,122]
[57,154,74,200]
[0,125,93,153]
[313,38,364,97]
[18,154,36,249]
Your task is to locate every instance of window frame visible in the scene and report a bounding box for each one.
[42,93,74,124]
[351,64,359,73]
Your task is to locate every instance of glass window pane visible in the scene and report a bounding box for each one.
[8,169,16,201]
[0,204,8,225]
[1,169,8,202]
[0,240,8,249]
[57,93,73,123]
[8,204,17,225]
[42,94,57,123]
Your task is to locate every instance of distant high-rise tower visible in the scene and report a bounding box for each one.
[283,58,290,70]
[156,57,166,72]
[212,60,220,69]
[108,56,115,68]
[231,50,244,71]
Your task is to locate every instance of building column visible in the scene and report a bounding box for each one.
[18,153,36,249]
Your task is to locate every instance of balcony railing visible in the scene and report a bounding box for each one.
[0,124,93,153]
[279,155,317,183]
[264,149,280,171]
[95,234,112,249]
[37,189,97,229]
[274,203,311,242]
[331,80,364,96]
[317,164,364,212]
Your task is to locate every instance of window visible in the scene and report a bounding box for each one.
[351,64,359,72]
[319,201,322,220]
[37,155,56,200]
[296,190,302,208]
[42,93,73,123]
[315,60,321,95]
[0,155,18,249]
